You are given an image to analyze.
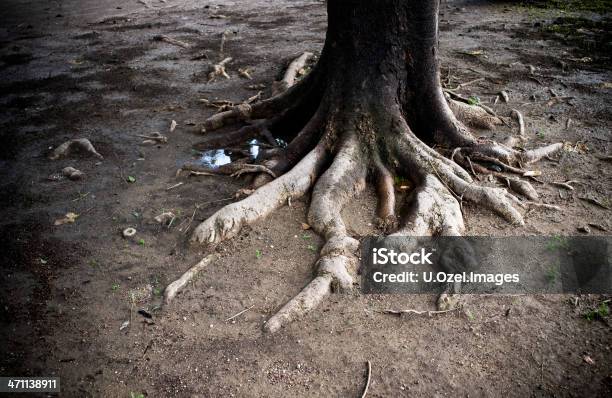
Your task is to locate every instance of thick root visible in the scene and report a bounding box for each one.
[191,142,329,245]
[395,126,525,225]
[499,176,539,201]
[272,52,314,95]
[374,157,397,229]
[201,59,321,133]
[448,99,503,130]
[264,136,365,332]
[521,142,563,164]
[263,274,332,333]
[394,175,464,236]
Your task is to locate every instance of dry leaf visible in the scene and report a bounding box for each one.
[301,223,311,230]
[583,355,594,365]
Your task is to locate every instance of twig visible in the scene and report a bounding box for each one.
[225,305,255,322]
[361,361,372,398]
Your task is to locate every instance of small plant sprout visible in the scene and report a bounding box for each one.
[584,301,609,321]
[467,96,480,105]
[255,249,263,259]
[127,176,136,183]
[111,283,120,291]
[138,239,145,246]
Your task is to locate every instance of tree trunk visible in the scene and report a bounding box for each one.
[322,0,450,142]
[185,0,563,332]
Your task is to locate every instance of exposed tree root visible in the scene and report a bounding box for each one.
[272,52,314,95]
[153,34,191,49]
[182,4,567,331]
[178,161,277,179]
[49,138,103,160]
[163,255,214,306]
[184,84,567,330]
[191,141,329,245]
[448,98,503,130]
[208,57,232,82]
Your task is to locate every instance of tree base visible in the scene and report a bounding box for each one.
[174,48,564,332]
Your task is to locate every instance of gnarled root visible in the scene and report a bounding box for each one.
[448,98,503,130]
[191,141,329,245]
[265,135,365,332]
[185,46,568,332]
[272,52,314,95]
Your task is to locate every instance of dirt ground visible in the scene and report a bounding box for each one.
[1,0,611,396]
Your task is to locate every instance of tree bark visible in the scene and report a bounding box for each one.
[320,0,453,142]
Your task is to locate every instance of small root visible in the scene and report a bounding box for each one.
[272,52,314,95]
[381,307,460,316]
[448,98,503,130]
[208,57,232,82]
[238,68,253,79]
[163,255,214,305]
[192,142,329,245]
[498,176,539,201]
[361,361,372,398]
[153,34,190,49]
[525,202,562,211]
[511,109,526,139]
[550,181,575,191]
[230,164,277,178]
[137,132,167,144]
[263,274,332,333]
[49,138,103,160]
[521,143,563,164]
[201,103,252,132]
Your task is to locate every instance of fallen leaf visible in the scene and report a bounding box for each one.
[301,223,311,230]
[54,212,79,226]
[583,355,594,365]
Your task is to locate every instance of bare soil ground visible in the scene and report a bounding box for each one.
[1,0,611,396]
